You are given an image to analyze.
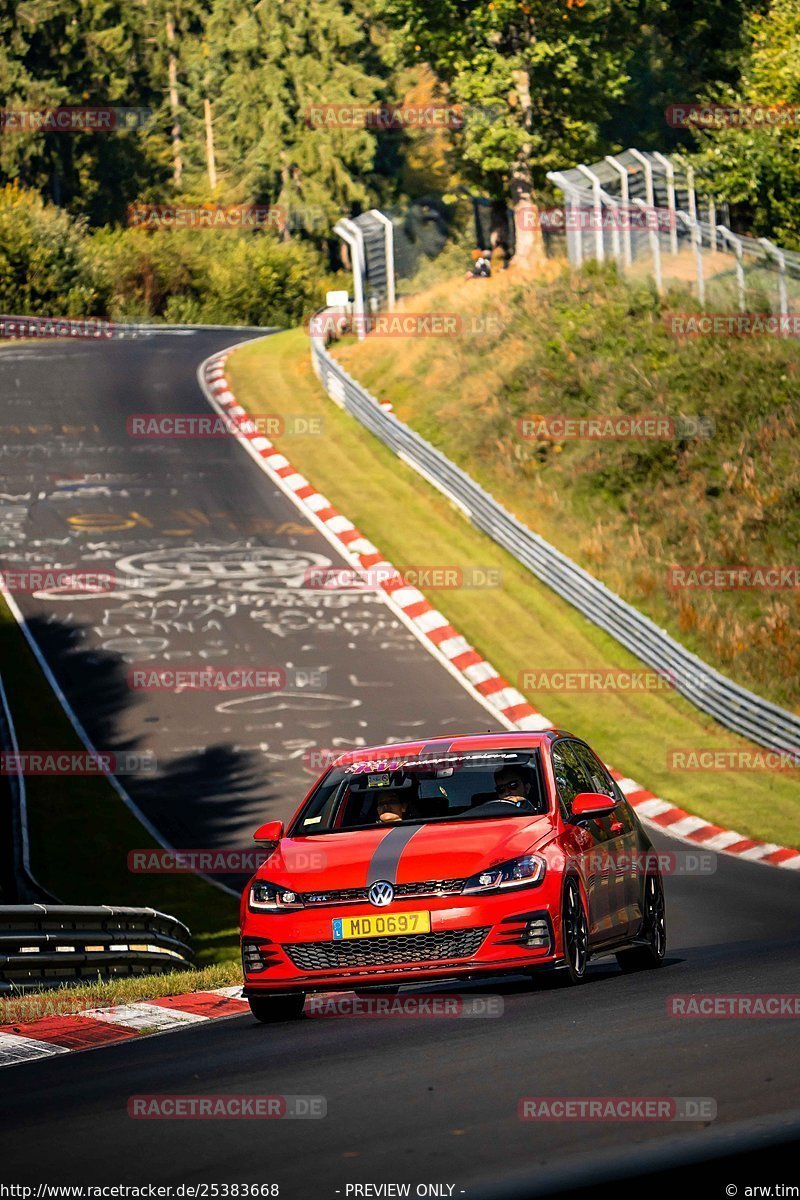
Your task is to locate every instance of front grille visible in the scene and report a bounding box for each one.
[286,927,489,971]
[299,879,465,907]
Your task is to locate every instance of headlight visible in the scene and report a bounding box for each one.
[462,855,546,895]
[249,881,303,911]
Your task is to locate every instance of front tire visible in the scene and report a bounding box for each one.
[617,873,666,972]
[559,876,589,984]
[247,992,306,1023]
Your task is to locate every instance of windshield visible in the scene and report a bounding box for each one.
[289,750,547,835]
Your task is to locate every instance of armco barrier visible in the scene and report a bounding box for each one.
[0,905,193,992]
[309,323,800,757]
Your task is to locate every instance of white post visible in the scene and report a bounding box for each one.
[653,152,679,255]
[672,153,697,224]
[629,149,655,208]
[634,198,662,293]
[370,209,396,311]
[547,172,583,266]
[604,155,632,267]
[575,164,605,263]
[719,227,746,312]
[708,198,717,251]
[602,192,622,266]
[679,213,705,307]
[758,237,788,316]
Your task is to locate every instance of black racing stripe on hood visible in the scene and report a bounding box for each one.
[367,824,424,886]
[419,741,452,758]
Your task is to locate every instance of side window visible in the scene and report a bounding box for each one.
[551,741,592,816]
[571,743,617,800]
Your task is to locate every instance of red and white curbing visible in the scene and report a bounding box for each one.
[202,351,800,874]
[0,986,247,1069]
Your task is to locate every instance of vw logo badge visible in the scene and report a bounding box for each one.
[368,880,394,907]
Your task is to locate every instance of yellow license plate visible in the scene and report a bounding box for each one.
[332,911,431,940]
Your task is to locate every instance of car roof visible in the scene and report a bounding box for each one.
[328,729,575,767]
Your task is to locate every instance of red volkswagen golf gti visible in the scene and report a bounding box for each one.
[240,731,666,1021]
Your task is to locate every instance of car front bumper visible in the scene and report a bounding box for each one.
[241,885,564,994]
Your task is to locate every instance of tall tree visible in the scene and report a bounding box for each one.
[689,0,800,248]
[0,0,170,223]
[372,0,637,265]
[185,0,384,231]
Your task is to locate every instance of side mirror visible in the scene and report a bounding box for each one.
[570,792,617,820]
[253,820,284,845]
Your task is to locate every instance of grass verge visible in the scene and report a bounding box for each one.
[335,266,800,713]
[0,961,242,1028]
[225,327,800,848]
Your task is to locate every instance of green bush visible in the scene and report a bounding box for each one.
[0,184,333,327]
[0,183,100,315]
[87,226,329,327]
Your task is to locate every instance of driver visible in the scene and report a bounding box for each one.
[494,765,534,809]
[375,790,410,824]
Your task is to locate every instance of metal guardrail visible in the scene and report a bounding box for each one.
[0,905,193,992]
[310,326,800,757]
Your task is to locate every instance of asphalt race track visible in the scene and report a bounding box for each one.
[1,334,799,1196]
[0,333,501,857]
[1,831,799,1195]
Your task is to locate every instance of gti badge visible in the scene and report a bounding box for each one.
[368,880,394,907]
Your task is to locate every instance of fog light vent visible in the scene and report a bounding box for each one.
[524,918,551,950]
[242,942,267,974]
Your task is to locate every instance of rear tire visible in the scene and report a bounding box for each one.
[559,876,589,985]
[617,873,666,972]
[247,993,306,1023]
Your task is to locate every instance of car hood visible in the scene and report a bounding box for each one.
[256,816,556,890]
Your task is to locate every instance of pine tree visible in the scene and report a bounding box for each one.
[0,0,169,224]
[190,0,383,231]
